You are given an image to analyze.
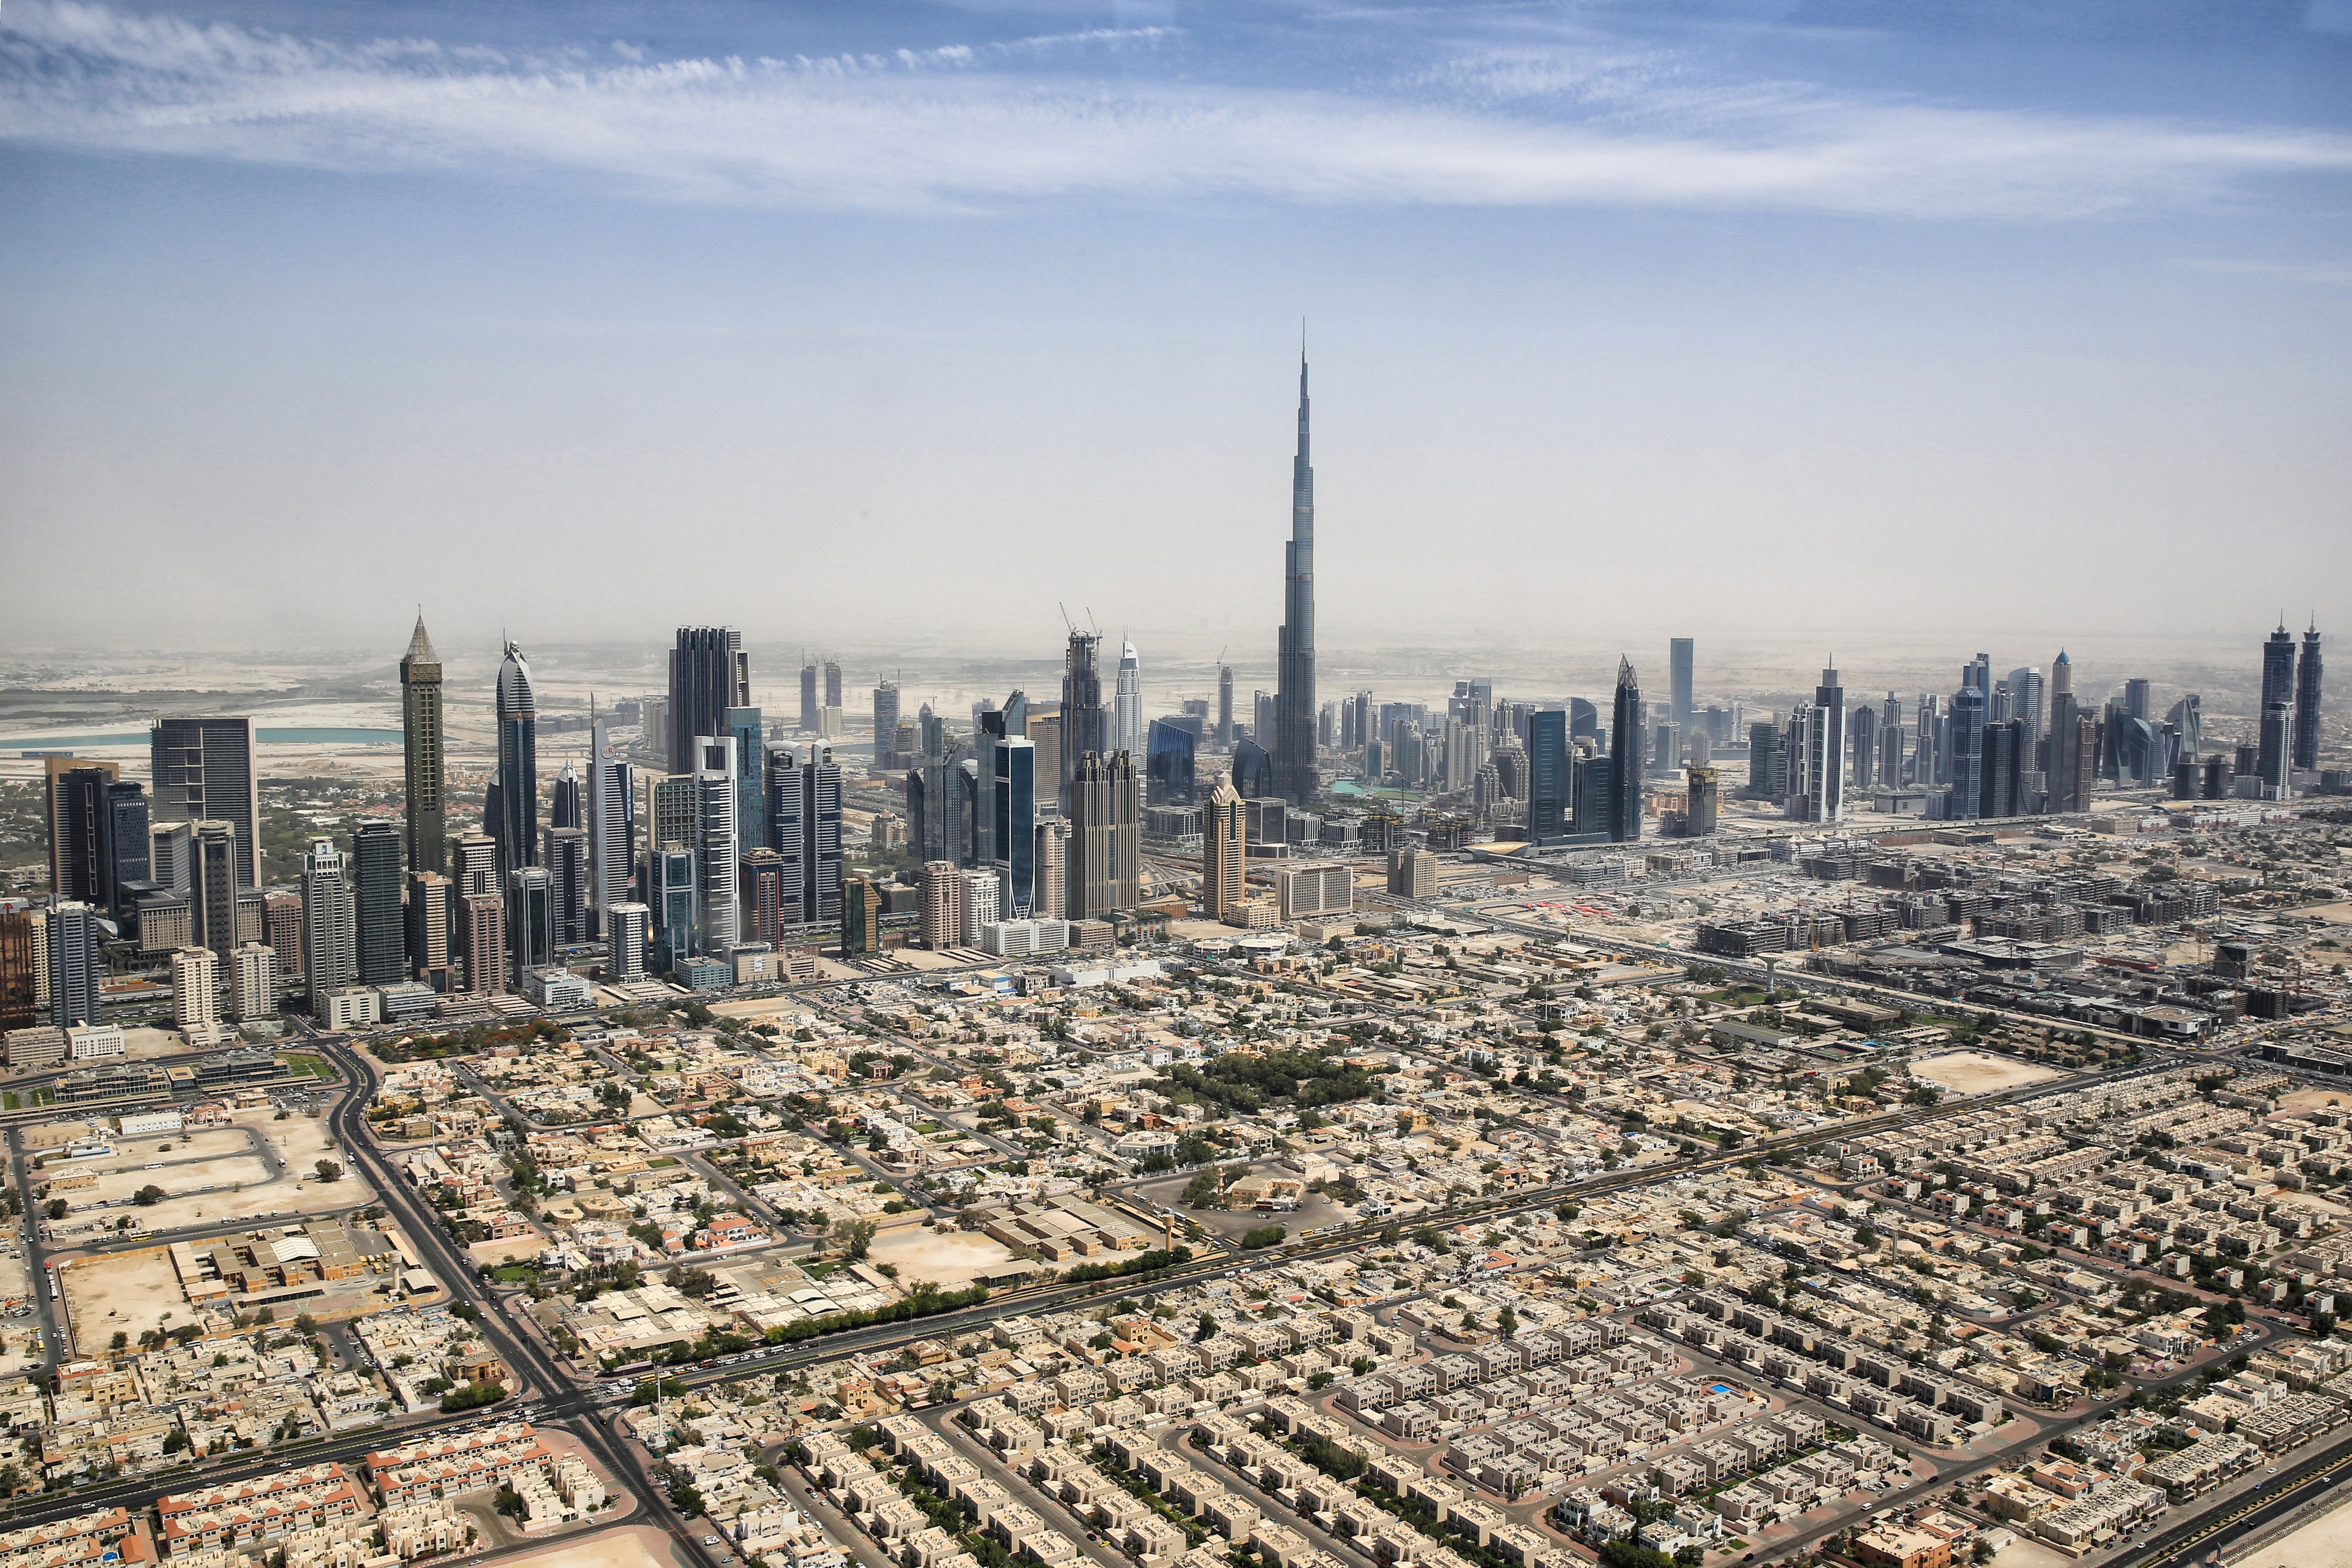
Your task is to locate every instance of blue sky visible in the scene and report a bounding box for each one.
[2,0,2349,660]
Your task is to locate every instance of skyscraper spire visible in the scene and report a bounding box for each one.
[1273,351,1318,804]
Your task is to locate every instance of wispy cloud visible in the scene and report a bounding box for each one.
[2173,256,2352,287]
[2,1,2348,217]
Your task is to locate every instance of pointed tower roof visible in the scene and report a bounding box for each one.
[497,641,535,717]
[1616,655,1637,685]
[401,613,441,680]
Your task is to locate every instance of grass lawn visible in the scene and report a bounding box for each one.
[491,1265,535,1283]
[278,1053,336,1079]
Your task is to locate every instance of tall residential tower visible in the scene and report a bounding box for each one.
[399,615,447,876]
[493,642,539,876]
[669,627,750,777]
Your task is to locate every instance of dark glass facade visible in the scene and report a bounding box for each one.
[1146,719,1197,807]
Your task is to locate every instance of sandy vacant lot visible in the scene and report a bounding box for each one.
[2278,1087,2352,1116]
[58,1248,187,1354]
[865,1227,1019,1287]
[62,1126,255,1174]
[74,1153,273,1208]
[1912,1052,2065,1095]
[51,1109,371,1238]
[496,1525,681,1568]
[2247,1493,2352,1566]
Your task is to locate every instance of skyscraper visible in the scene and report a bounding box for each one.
[670,627,750,777]
[450,831,500,990]
[190,820,241,965]
[2296,622,2324,773]
[2166,694,2203,761]
[1145,720,1197,807]
[544,825,587,945]
[764,744,844,929]
[2264,622,2297,711]
[47,902,103,1029]
[461,891,507,997]
[727,706,766,851]
[1797,664,1845,823]
[1033,820,1068,919]
[1526,710,1569,843]
[2046,652,2081,812]
[406,870,453,991]
[1112,641,1144,757]
[976,725,1038,916]
[1982,720,2027,818]
[2003,666,2046,744]
[0,911,37,1034]
[400,615,447,876]
[606,902,650,982]
[693,736,742,955]
[151,717,261,887]
[350,821,405,987]
[1273,354,1319,805]
[1068,750,1141,919]
[299,837,357,1015]
[172,946,222,1035]
[452,829,500,897]
[493,643,539,877]
[1948,680,1988,820]
[1231,737,1276,801]
[1216,665,1235,748]
[509,865,554,981]
[1025,712,1059,813]
[1668,638,1695,750]
[873,680,902,772]
[1850,702,1879,793]
[741,848,789,949]
[43,758,118,909]
[550,762,582,831]
[228,942,276,1022]
[1203,776,1246,921]
[919,861,959,950]
[1685,767,1721,836]
[799,660,820,733]
[1060,631,1106,804]
[649,845,695,968]
[840,873,883,958]
[1607,659,1643,843]
[586,714,635,939]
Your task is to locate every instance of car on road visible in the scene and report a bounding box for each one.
[702,1539,722,1548]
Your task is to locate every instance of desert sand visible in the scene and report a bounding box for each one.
[864,1227,1020,1287]
[2241,1491,2352,1567]
[57,1248,189,1352]
[492,1524,684,1568]
[1910,1051,2065,1095]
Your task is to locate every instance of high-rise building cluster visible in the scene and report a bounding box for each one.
[1,356,2334,1044]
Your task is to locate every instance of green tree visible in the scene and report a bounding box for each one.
[314,1159,343,1182]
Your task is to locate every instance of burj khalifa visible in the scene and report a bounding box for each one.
[1273,354,1318,804]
